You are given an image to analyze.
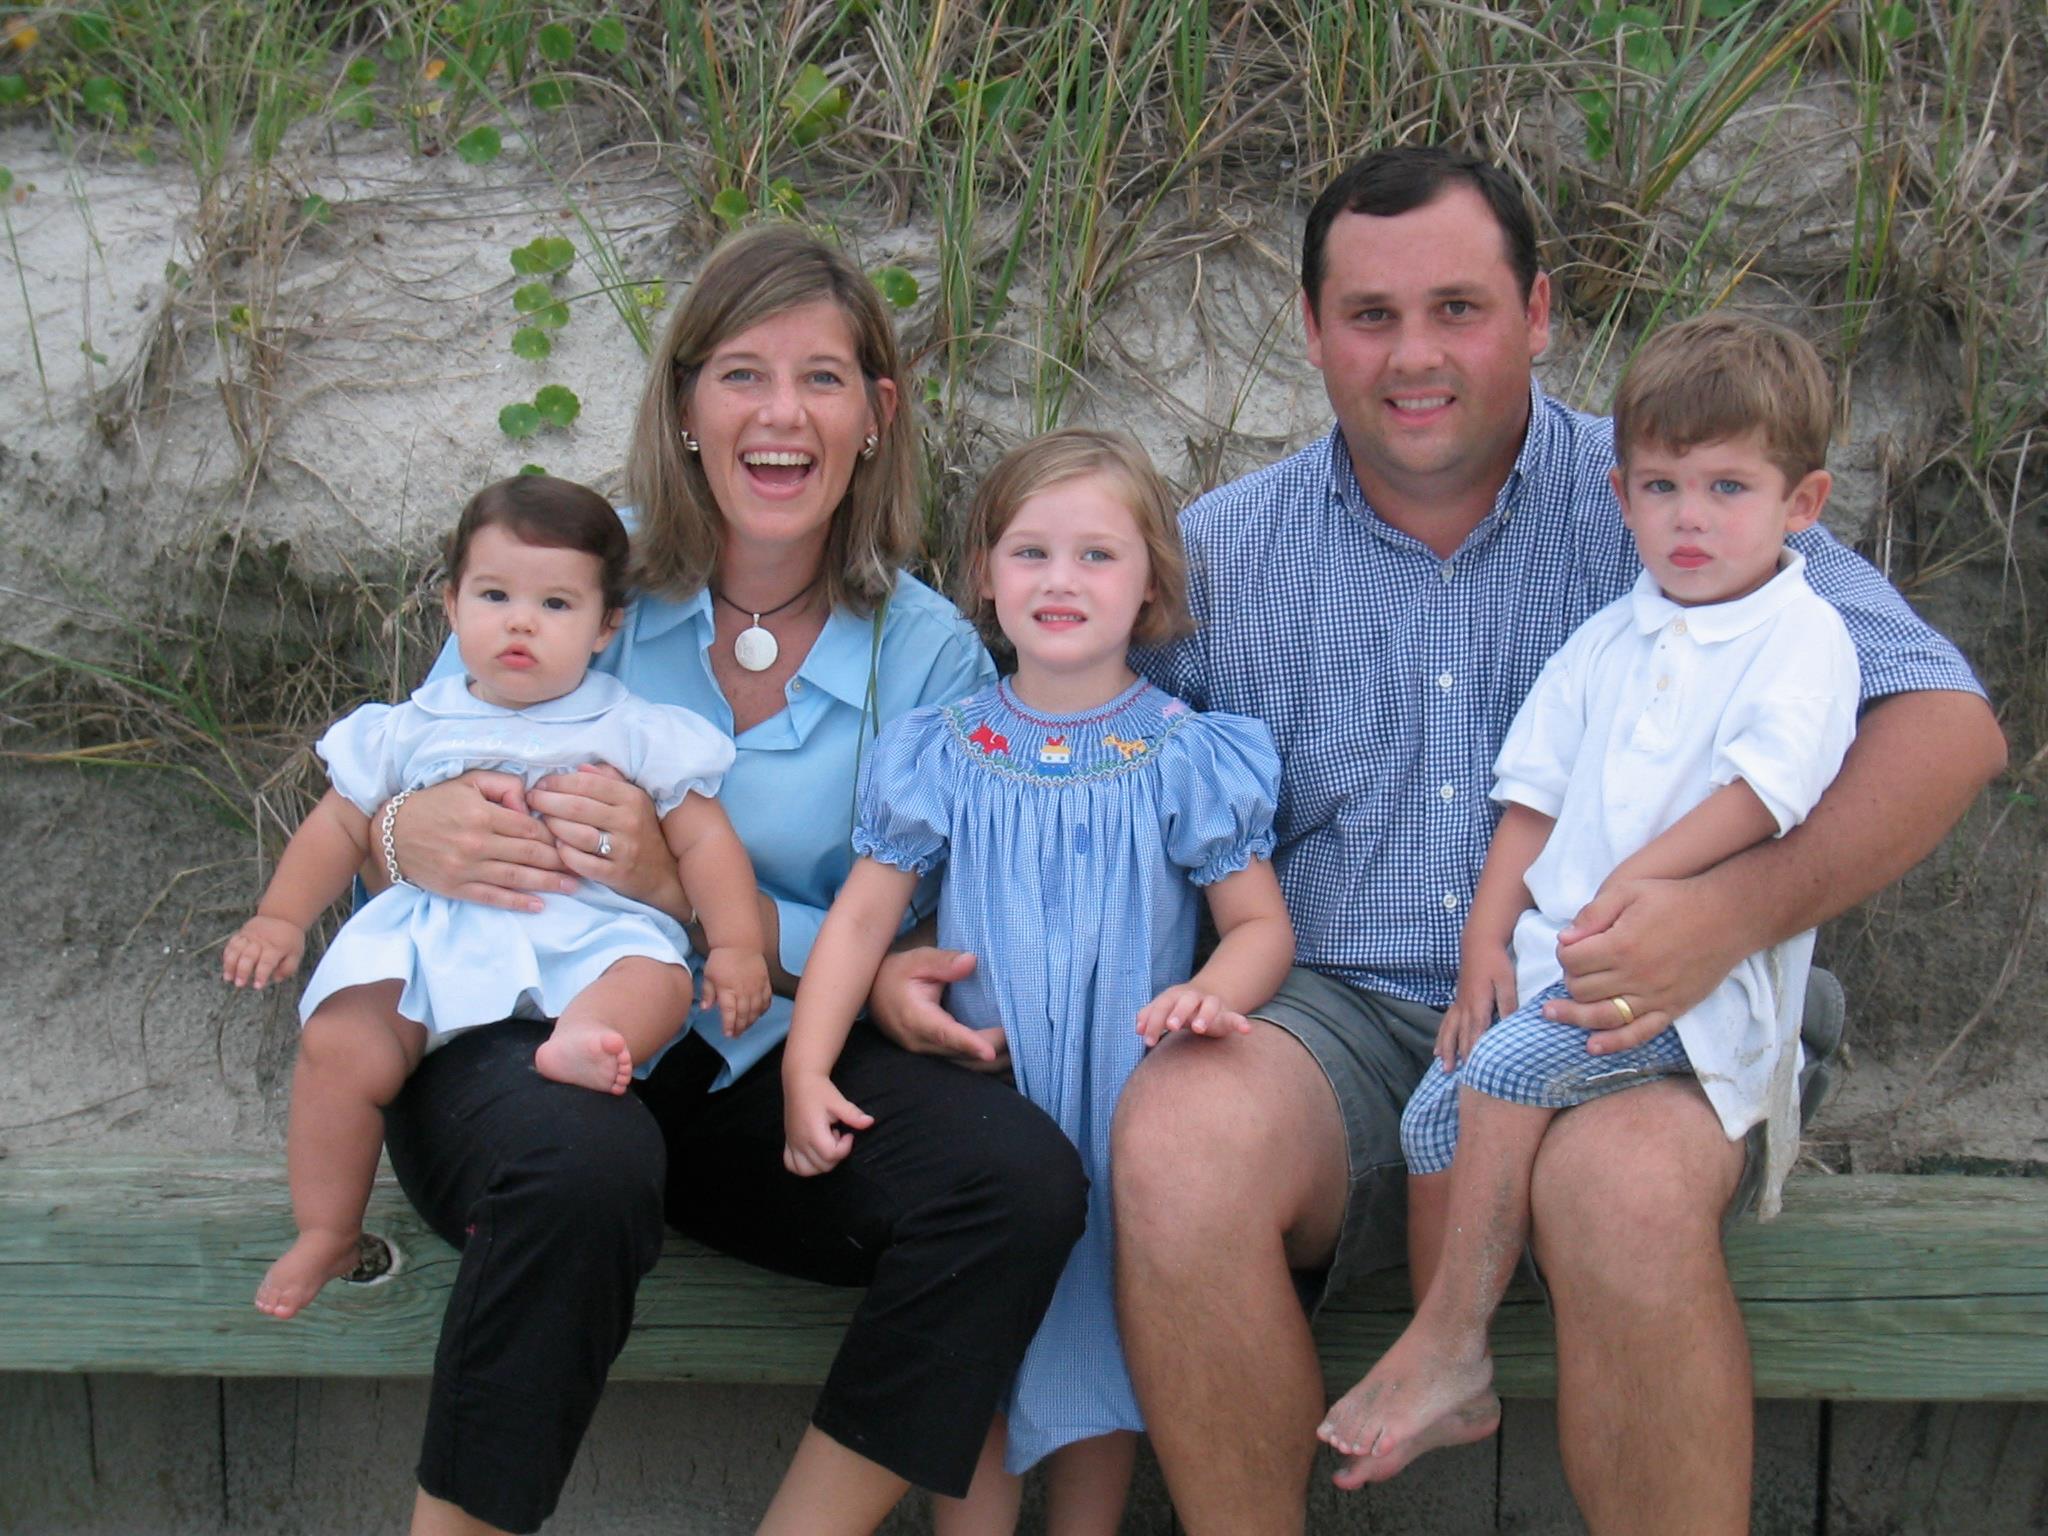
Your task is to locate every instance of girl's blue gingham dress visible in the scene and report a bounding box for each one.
[854,677,1280,1472]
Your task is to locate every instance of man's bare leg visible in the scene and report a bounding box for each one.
[1531,1078,1750,1536]
[1113,1022,1351,1536]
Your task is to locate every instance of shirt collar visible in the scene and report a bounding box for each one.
[1628,548,1811,641]
[1326,378,1552,544]
[627,585,712,645]
[411,670,629,721]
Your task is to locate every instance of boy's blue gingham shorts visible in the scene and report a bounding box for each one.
[1400,982,1695,1174]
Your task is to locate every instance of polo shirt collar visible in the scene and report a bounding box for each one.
[412,670,628,721]
[1628,548,1811,641]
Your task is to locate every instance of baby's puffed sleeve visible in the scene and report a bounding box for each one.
[314,703,403,816]
[1491,640,1590,817]
[1160,712,1281,885]
[850,707,953,876]
[631,703,739,818]
[1711,605,1860,834]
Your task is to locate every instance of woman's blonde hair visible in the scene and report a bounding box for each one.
[957,428,1193,649]
[625,224,917,613]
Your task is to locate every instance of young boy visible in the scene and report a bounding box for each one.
[1316,313,1861,1484]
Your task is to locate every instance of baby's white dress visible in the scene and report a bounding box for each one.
[298,672,734,1048]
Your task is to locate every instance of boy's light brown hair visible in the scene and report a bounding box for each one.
[1612,313,1833,486]
[958,428,1194,649]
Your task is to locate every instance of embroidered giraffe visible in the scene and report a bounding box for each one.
[1102,734,1149,761]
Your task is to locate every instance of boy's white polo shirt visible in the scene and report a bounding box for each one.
[1489,550,1859,1198]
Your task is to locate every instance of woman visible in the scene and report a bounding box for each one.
[379,225,1088,1536]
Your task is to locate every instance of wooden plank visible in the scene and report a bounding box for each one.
[1823,1402,2048,1535]
[3,1158,2046,1400]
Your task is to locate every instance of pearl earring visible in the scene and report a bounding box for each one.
[682,431,700,454]
[860,433,878,461]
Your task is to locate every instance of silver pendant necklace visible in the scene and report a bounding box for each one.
[711,575,821,673]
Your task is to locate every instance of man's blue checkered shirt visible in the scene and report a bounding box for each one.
[1133,384,1984,1012]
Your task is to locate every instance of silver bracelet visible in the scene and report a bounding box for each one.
[380,788,417,889]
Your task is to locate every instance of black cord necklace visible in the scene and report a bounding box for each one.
[711,573,823,672]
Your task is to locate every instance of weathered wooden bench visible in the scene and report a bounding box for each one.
[4,1154,2045,1399]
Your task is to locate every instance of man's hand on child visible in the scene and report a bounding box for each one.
[703,947,771,1038]
[1136,984,1251,1047]
[1551,877,1725,1051]
[781,1074,874,1177]
[1441,946,1516,1068]
[223,917,307,991]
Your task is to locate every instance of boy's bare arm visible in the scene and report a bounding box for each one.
[1551,689,2007,1045]
[1465,802,1554,953]
[1602,780,1777,890]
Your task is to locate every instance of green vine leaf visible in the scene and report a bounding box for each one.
[511,327,553,360]
[530,79,570,111]
[535,23,575,63]
[80,76,127,123]
[534,384,582,427]
[590,17,628,55]
[455,125,502,165]
[510,235,575,275]
[710,187,750,228]
[300,193,332,224]
[518,463,548,476]
[781,63,848,148]
[873,266,918,309]
[499,401,543,439]
[344,58,377,87]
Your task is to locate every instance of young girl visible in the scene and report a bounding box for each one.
[779,429,1295,1535]
[1317,314,1862,1484]
[223,474,770,1320]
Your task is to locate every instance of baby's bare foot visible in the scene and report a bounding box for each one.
[534,1026,633,1094]
[255,1229,362,1319]
[1318,1324,1499,1488]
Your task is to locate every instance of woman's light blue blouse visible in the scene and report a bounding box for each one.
[427,568,994,1086]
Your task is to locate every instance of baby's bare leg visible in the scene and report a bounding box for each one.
[1044,1431,1138,1536]
[534,957,693,1094]
[1319,1087,1542,1484]
[260,982,425,1319]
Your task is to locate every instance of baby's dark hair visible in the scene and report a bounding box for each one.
[1613,313,1834,486]
[444,475,631,612]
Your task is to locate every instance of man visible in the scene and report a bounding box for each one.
[1100,147,2004,1534]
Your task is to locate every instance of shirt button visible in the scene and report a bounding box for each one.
[1441,891,1459,910]
[1439,561,1454,583]
[1657,675,1671,691]
[789,679,805,694]
[1440,782,1456,801]
[1437,671,1455,691]
[1671,618,1688,636]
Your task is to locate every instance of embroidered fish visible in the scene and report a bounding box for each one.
[1103,733,1149,760]
[969,722,1011,757]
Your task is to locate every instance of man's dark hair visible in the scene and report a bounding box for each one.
[1301,146,1540,317]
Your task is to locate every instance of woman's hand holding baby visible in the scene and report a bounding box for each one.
[1136,983,1252,1047]
[782,1073,874,1177]
[388,771,569,912]
[531,764,686,914]
[223,916,307,990]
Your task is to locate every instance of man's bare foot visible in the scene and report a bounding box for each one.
[256,1229,362,1319]
[1317,1325,1500,1488]
[534,1025,633,1094]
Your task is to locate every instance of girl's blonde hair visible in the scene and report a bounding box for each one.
[625,224,917,613]
[957,429,1194,649]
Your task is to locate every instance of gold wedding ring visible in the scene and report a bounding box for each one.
[1611,996,1635,1026]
